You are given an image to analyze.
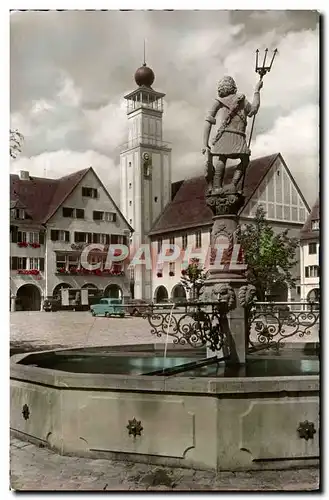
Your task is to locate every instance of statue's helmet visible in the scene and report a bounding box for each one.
[217,76,237,98]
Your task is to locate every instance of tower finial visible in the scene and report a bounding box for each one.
[143,39,146,66]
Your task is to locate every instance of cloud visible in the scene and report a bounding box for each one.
[11,150,121,203]
[10,11,319,208]
[252,104,319,204]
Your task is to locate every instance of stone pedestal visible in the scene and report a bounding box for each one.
[203,190,248,364]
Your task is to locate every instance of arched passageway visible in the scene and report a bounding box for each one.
[16,284,41,311]
[104,284,122,299]
[154,285,169,303]
[171,284,187,303]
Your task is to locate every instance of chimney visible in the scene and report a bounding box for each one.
[19,170,30,180]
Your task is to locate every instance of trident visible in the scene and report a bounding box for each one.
[241,48,277,190]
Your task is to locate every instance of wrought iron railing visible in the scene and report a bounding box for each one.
[248,301,320,352]
[143,301,233,353]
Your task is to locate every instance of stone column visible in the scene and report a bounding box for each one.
[10,296,16,312]
[202,191,248,364]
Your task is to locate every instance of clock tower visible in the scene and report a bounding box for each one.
[120,62,172,300]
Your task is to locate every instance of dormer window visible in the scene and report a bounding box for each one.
[82,187,98,198]
[312,219,319,231]
[14,209,25,219]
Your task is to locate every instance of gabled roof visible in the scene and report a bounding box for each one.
[10,167,133,232]
[300,198,319,241]
[149,153,280,236]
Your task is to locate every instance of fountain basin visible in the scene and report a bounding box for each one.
[10,344,319,471]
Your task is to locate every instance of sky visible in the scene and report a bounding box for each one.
[10,10,319,207]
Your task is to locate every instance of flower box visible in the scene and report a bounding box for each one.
[169,271,175,277]
[29,242,41,248]
[157,272,163,278]
[17,241,28,248]
[181,269,187,276]
[17,269,40,275]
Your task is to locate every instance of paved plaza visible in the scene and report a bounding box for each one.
[10,311,319,491]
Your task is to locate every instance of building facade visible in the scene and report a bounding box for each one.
[299,199,320,303]
[119,63,172,301]
[10,168,132,311]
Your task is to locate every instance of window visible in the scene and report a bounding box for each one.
[169,236,175,246]
[29,257,39,270]
[129,183,132,189]
[11,257,26,270]
[82,187,98,198]
[62,207,74,218]
[129,219,132,224]
[312,219,319,231]
[17,231,27,243]
[17,257,27,269]
[105,212,116,222]
[182,234,188,250]
[93,211,104,221]
[154,196,158,202]
[169,262,175,276]
[129,201,132,206]
[309,243,317,255]
[157,238,162,253]
[195,231,202,248]
[76,209,85,219]
[56,254,67,271]
[29,232,39,244]
[74,232,92,243]
[50,230,70,242]
[305,266,320,278]
[14,209,25,219]
[128,162,132,167]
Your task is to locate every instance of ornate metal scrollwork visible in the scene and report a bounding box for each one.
[143,299,234,353]
[248,302,319,351]
[127,418,143,437]
[22,404,30,420]
[297,421,316,441]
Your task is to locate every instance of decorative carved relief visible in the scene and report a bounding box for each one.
[297,421,316,441]
[22,404,30,420]
[127,417,143,437]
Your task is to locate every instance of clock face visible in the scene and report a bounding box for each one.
[142,152,150,161]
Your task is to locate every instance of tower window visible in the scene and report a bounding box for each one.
[129,183,132,189]
[129,219,132,224]
[128,162,132,167]
[154,196,158,202]
[129,201,132,206]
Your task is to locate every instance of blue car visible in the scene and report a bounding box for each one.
[90,298,125,318]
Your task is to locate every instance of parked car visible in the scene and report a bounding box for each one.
[90,298,125,318]
[126,299,151,317]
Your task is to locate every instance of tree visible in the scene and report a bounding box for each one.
[180,258,207,301]
[10,129,24,159]
[238,205,299,301]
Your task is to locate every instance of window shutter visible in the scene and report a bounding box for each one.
[11,226,18,243]
[39,232,45,245]
[39,258,45,272]
[22,257,27,269]
[106,234,110,245]
[11,257,18,270]
[65,231,70,242]
[113,213,117,222]
[50,230,57,241]
[17,231,22,243]
[305,267,309,278]
[87,233,92,244]
[74,232,78,243]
